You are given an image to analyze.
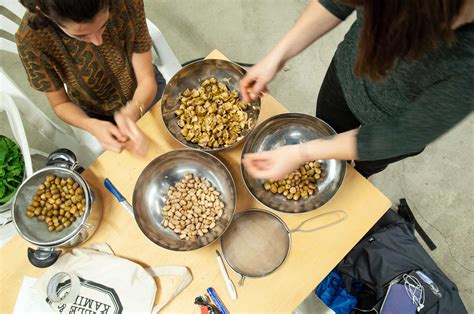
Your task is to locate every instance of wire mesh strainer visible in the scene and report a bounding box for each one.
[220,209,346,285]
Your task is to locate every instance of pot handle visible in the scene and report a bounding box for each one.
[46,149,79,171]
[27,247,62,268]
[238,275,246,286]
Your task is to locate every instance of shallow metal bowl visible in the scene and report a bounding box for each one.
[132,149,236,251]
[241,113,346,214]
[161,59,261,152]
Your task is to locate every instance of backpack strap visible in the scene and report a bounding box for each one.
[398,199,437,251]
[146,266,193,313]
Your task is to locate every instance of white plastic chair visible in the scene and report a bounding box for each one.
[0,93,34,178]
[146,18,182,82]
[0,92,35,246]
[0,68,94,162]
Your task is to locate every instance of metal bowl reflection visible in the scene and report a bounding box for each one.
[132,149,236,251]
[241,113,346,214]
[161,59,261,152]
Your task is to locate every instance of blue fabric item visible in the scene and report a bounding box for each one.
[316,270,357,314]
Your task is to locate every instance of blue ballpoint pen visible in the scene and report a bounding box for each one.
[207,287,228,314]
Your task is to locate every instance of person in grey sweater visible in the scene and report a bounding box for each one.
[241,0,473,178]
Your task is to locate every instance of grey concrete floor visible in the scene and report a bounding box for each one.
[1,1,473,312]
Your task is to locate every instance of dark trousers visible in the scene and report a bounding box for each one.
[316,61,423,178]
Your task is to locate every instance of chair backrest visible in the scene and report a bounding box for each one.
[146,18,182,82]
[0,1,25,20]
[0,1,23,54]
[0,68,67,139]
[0,68,88,157]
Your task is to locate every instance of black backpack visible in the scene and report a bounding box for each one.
[336,203,467,313]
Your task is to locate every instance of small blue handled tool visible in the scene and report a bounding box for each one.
[104,178,134,216]
[207,287,228,314]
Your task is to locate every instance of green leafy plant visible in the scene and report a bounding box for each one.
[0,135,25,205]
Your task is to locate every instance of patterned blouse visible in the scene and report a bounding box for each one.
[15,0,152,116]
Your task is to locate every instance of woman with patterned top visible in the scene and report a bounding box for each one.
[16,0,166,155]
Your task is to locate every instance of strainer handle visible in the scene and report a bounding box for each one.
[290,210,347,233]
[46,149,79,171]
[238,275,246,286]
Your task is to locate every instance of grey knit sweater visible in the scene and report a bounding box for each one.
[319,0,473,160]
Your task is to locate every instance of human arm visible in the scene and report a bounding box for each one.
[243,74,473,179]
[116,49,157,122]
[15,38,128,153]
[116,0,156,121]
[45,89,127,153]
[113,49,154,156]
[112,0,155,156]
[242,129,358,180]
[240,0,353,102]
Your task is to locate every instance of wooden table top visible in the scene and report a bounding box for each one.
[0,50,391,313]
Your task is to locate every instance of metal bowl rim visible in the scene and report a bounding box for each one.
[220,208,292,279]
[160,58,261,153]
[132,148,237,251]
[240,112,347,214]
[12,166,92,247]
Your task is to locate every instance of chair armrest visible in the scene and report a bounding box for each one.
[0,93,34,177]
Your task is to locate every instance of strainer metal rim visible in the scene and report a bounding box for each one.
[220,208,292,279]
[12,166,91,247]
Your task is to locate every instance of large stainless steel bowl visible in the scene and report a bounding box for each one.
[132,149,236,251]
[161,59,261,152]
[241,113,346,214]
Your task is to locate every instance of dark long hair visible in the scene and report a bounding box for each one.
[340,0,465,80]
[20,0,110,30]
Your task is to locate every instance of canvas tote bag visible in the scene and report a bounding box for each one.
[34,243,192,313]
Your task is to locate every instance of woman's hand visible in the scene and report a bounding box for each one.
[240,54,285,103]
[239,1,344,103]
[119,100,142,122]
[88,119,127,153]
[242,144,305,180]
[243,131,359,180]
[114,109,148,157]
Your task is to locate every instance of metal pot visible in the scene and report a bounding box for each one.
[12,149,103,268]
